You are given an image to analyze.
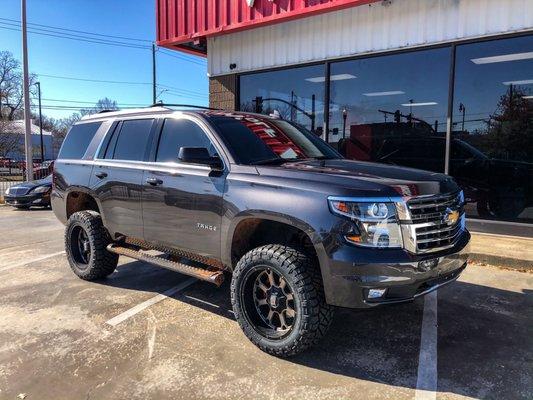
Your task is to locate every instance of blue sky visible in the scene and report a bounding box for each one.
[0,0,208,120]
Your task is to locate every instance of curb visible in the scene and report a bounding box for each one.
[469,253,532,272]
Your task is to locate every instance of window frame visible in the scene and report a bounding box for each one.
[148,114,229,170]
[94,117,157,163]
[57,121,104,160]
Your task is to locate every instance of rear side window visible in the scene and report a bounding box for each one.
[58,122,102,159]
[156,119,216,162]
[109,119,154,161]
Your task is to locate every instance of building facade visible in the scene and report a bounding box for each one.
[0,120,54,161]
[157,0,533,235]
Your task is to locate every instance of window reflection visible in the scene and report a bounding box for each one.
[239,65,325,135]
[328,48,451,173]
[451,36,533,223]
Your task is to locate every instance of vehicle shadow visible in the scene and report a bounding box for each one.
[99,260,532,399]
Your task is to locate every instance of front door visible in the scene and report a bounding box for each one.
[141,117,225,258]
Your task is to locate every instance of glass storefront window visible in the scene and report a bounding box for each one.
[451,35,533,223]
[236,34,533,229]
[328,47,451,173]
[239,64,325,135]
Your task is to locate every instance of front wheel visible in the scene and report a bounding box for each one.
[231,245,334,357]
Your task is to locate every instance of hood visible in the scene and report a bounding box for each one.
[256,159,458,198]
[10,175,52,190]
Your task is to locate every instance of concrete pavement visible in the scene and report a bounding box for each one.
[0,206,531,399]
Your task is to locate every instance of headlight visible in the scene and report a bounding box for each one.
[31,186,51,194]
[5,187,11,195]
[328,197,403,248]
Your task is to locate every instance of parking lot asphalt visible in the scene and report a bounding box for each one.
[0,206,531,400]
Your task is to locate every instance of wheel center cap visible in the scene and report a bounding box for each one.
[269,294,279,308]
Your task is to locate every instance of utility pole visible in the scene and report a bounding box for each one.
[35,82,44,162]
[152,43,157,104]
[21,0,33,181]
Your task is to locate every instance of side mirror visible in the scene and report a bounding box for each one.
[178,147,223,169]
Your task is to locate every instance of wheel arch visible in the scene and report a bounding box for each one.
[225,211,327,272]
[64,186,105,223]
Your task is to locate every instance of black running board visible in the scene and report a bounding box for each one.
[106,243,224,286]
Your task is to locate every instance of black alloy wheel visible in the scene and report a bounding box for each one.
[231,244,334,357]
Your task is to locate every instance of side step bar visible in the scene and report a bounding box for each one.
[107,243,224,287]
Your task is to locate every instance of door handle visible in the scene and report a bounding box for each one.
[146,177,163,186]
[95,171,108,179]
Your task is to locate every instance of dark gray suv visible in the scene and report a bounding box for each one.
[52,106,470,357]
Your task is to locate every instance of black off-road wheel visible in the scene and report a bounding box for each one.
[231,244,334,357]
[65,210,118,280]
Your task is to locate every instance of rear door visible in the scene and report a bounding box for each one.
[141,116,225,258]
[91,118,156,239]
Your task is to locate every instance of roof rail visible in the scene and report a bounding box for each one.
[150,102,219,111]
[97,109,116,114]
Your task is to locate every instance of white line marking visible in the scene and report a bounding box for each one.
[105,277,197,327]
[415,291,438,400]
[0,251,65,272]
[147,324,156,360]
[183,295,220,308]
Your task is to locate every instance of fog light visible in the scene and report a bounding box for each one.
[368,288,387,299]
[418,258,439,272]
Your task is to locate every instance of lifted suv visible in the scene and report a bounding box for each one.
[52,106,470,357]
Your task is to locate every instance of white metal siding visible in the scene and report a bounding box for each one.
[207,0,533,76]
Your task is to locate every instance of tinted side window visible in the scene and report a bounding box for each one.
[112,119,154,161]
[58,122,102,159]
[156,119,216,162]
[209,117,276,164]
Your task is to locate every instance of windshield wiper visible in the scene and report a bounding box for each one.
[251,157,300,165]
[311,156,336,160]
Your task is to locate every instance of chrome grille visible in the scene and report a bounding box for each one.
[406,192,465,253]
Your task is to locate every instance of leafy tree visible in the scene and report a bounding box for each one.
[485,86,533,162]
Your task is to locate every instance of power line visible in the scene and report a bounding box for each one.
[34,73,207,97]
[38,73,152,85]
[157,83,208,96]
[158,48,206,66]
[34,97,149,106]
[0,17,152,43]
[31,104,140,111]
[0,19,207,67]
[0,23,150,50]
[0,19,150,47]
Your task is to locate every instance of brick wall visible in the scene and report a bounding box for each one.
[209,74,237,110]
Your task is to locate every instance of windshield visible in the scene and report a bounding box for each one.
[207,112,341,165]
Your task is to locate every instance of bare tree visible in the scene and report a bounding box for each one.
[0,51,37,121]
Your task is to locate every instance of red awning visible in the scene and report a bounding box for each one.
[156,0,380,56]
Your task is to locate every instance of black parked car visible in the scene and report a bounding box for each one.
[4,175,52,209]
[52,107,470,357]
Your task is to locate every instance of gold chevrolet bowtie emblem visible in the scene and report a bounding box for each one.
[443,208,460,226]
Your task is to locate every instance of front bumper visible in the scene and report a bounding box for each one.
[320,230,470,308]
[4,192,51,207]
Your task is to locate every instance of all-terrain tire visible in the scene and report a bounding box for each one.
[65,210,118,280]
[231,244,334,357]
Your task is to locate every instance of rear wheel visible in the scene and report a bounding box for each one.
[231,244,334,357]
[65,210,118,280]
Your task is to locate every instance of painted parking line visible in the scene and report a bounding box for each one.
[0,250,66,273]
[415,291,438,400]
[106,277,197,327]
